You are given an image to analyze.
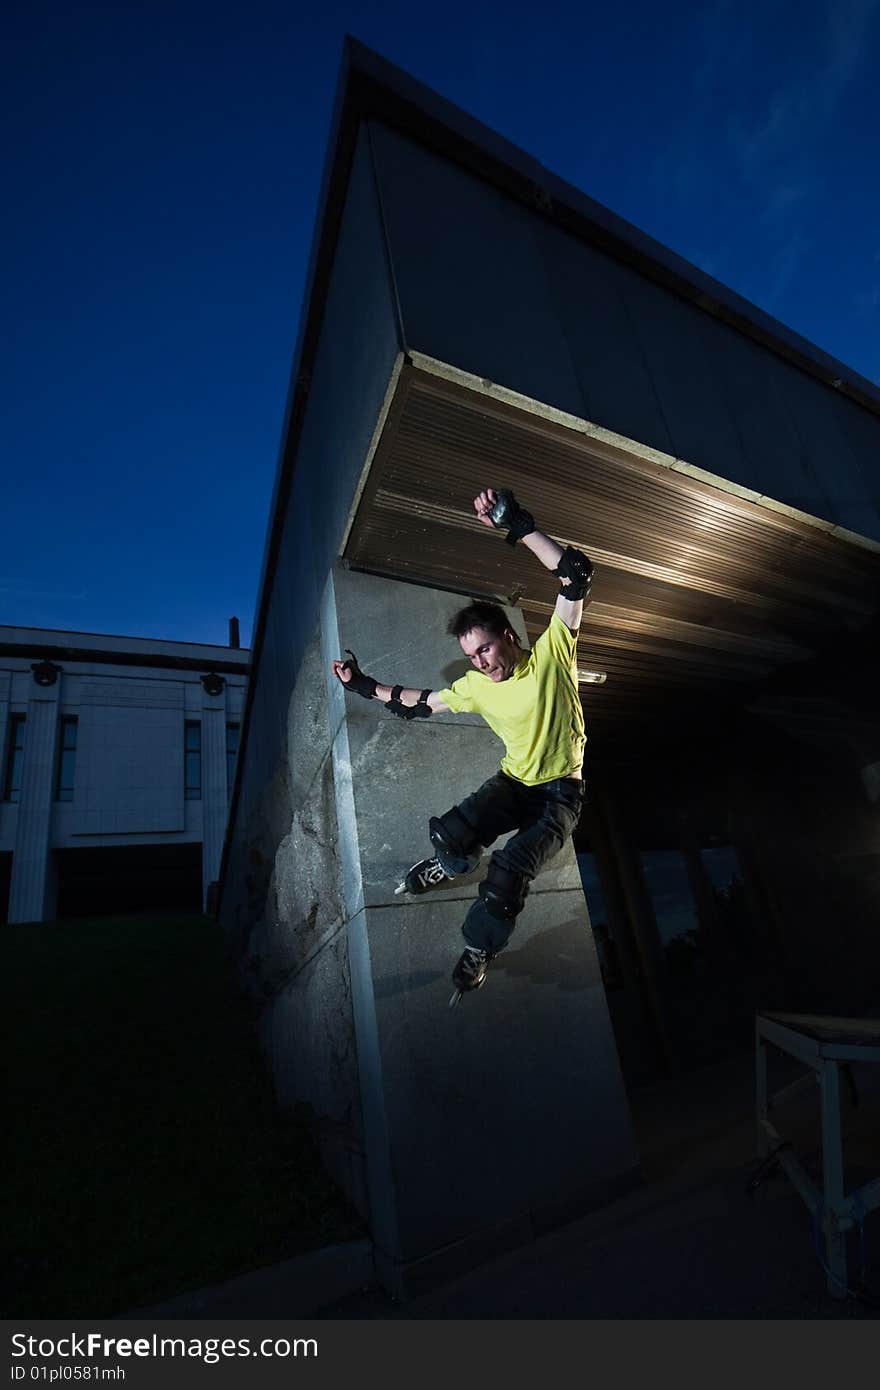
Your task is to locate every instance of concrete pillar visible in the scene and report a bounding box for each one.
[9,680,60,924]
[201,700,228,908]
[0,674,9,808]
[320,565,639,1296]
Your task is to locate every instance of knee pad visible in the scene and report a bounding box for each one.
[478,856,529,922]
[430,808,481,875]
[463,898,512,954]
[429,808,479,859]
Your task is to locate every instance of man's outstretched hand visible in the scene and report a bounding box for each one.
[332,650,378,700]
[474,486,536,547]
[474,487,499,527]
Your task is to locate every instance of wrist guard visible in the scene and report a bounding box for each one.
[386,686,433,720]
[554,546,593,601]
[341,649,378,700]
[488,488,535,547]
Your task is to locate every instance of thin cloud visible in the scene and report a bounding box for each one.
[729,0,879,176]
[732,230,809,312]
[728,92,800,174]
[827,0,880,85]
[761,180,816,223]
[692,0,741,96]
[765,231,809,306]
[855,260,880,315]
[718,0,878,298]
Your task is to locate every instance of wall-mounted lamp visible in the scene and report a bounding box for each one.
[577,669,607,685]
[31,660,62,687]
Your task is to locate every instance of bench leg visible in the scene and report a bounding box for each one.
[756,1030,769,1157]
[820,1060,847,1298]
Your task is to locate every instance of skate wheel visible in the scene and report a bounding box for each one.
[394,881,406,895]
[448,989,463,1009]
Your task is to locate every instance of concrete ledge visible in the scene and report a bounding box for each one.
[121,1239,376,1319]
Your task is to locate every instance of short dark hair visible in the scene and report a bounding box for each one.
[447,601,516,641]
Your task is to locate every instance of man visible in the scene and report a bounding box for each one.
[332,486,592,1005]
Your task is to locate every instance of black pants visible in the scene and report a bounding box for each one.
[435,771,585,953]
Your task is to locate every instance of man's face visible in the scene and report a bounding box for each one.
[459,625,521,682]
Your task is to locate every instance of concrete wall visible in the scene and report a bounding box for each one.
[215,126,402,1193]
[319,565,637,1294]
[220,124,399,964]
[222,553,639,1293]
[368,121,880,544]
[235,626,365,1212]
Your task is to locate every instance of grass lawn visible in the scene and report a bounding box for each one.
[2,915,365,1318]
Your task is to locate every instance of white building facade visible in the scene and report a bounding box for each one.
[0,626,249,924]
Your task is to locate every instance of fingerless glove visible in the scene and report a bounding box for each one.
[341,649,378,700]
[488,488,536,547]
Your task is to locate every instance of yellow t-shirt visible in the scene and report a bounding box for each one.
[435,611,585,785]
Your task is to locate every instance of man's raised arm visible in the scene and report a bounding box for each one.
[331,653,450,716]
[472,486,592,631]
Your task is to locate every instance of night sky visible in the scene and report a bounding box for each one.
[5,0,878,647]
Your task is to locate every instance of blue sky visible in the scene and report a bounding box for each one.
[4,0,879,647]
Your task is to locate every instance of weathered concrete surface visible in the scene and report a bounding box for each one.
[264,933,365,1214]
[343,716,584,906]
[362,892,635,1252]
[231,629,366,1213]
[321,565,639,1296]
[224,564,638,1295]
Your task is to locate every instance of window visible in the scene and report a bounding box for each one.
[701,845,756,953]
[184,721,201,800]
[55,716,78,801]
[640,851,701,949]
[3,714,26,803]
[226,723,239,796]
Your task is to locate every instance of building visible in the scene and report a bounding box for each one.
[217,41,880,1295]
[0,624,249,924]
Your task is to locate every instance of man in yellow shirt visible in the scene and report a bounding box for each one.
[332,486,592,1004]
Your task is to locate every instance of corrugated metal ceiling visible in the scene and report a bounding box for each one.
[345,366,880,760]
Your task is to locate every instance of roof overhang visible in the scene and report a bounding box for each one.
[331,40,880,418]
[343,356,880,761]
[245,39,880,775]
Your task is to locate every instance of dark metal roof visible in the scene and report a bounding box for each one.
[0,643,250,676]
[341,40,879,417]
